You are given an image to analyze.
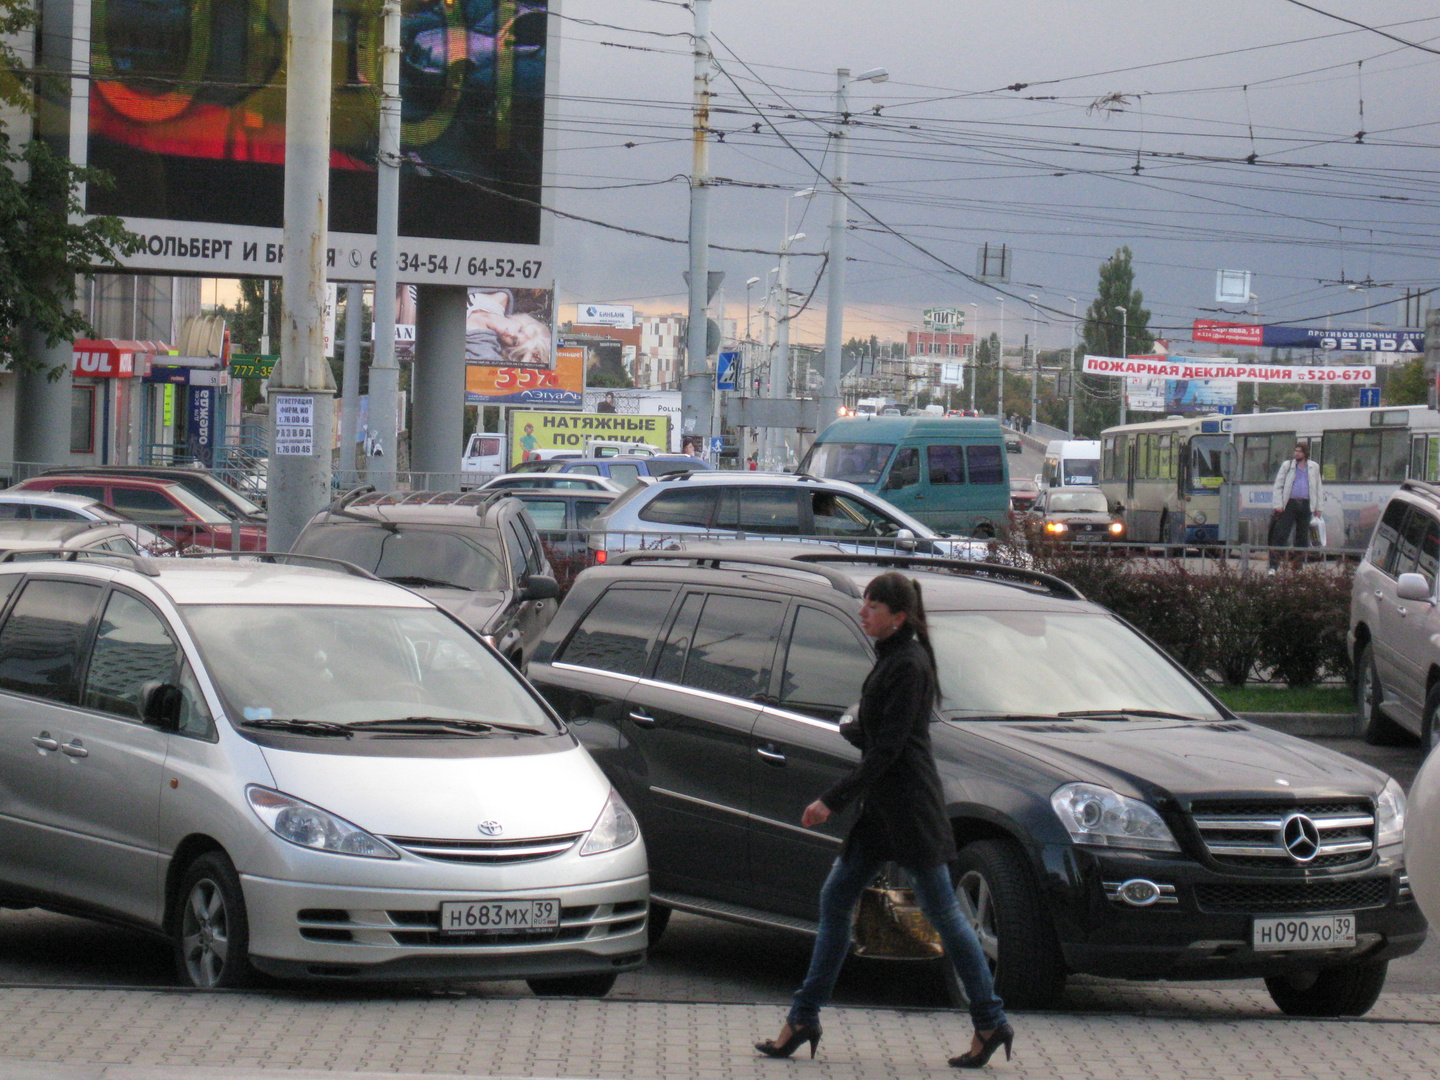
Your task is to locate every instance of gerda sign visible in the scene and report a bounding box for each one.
[65,0,554,286]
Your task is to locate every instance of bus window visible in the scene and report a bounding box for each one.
[1158,434,1175,480]
[1324,429,1408,483]
[1102,436,1123,483]
[1188,435,1226,491]
[1239,433,1294,484]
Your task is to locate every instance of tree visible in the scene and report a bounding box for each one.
[0,1,140,375]
[1386,357,1428,406]
[1074,246,1155,434]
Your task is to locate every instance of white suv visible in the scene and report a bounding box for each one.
[586,471,1012,564]
[1350,479,1440,750]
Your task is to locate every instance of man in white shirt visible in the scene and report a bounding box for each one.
[1271,442,1323,548]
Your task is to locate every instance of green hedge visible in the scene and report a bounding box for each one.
[1030,551,1354,688]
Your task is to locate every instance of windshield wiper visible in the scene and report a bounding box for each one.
[1058,708,1205,722]
[382,575,473,591]
[241,718,354,738]
[346,717,542,737]
[946,713,1070,723]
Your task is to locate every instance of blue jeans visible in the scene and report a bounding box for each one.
[787,849,1007,1031]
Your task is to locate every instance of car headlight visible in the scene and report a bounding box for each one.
[1051,782,1180,852]
[1377,777,1406,847]
[246,786,399,859]
[1109,521,1125,534]
[580,788,639,856]
[1045,521,1068,533]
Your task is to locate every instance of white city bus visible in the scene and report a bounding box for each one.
[1100,406,1440,548]
[1098,417,1227,543]
[1227,405,1440,549]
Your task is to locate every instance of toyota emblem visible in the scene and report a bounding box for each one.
[1281,813,1320,863]
[478,820,503,837]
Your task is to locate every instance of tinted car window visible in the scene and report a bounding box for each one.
[668,593,782,700]
[777,606,870,720]
[294,526,506,591]
[1392,507,1428,579]
[654,592,704,686]
[32,505,86,521]
[967,444,1005,485]
[50,483,105,502]
[639,488,717,527]
[1370,499,1408,575]
[927,445,966,485]
[108,488,189,524]
[811,492,898,537]
[568,465,600,475]
[0,505,26,520]
[1417,516,1440,591]
[0,579,104,703]
[574,500,608,529]
[561,585,675,677]
[716,488,801,535]
[83,591,179,720]
[515,499,567,530]
[608,464,642,487]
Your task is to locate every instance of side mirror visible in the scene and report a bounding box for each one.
[521,574,560,601]
[1397,572,1434,603]
[140,680,184,733]
[895,528,916,551]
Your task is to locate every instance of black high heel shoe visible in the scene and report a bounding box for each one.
[754,1021,822,1059]
[948,1022,1014,1068]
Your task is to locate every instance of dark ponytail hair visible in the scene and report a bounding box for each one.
[864,572,940,701]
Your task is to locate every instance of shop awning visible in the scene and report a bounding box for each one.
[72,339,175,378]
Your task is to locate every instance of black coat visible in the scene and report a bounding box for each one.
[822,624,957,869]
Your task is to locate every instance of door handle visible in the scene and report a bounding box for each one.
[628,711,657,728]
[1397,606,1408,617]
[1375,589,1384,598]
[31,732,58,751]
[756,745,787,766]
[60,739,88,758]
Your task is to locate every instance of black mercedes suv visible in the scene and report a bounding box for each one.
[526,546,1426,1016]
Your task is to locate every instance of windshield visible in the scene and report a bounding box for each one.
[1189,435,1227,491]
[1061,458,1098,485]
[930,610,1223,721]
[1047,491,1108,513]
[182,604,560,732]
[802,442,892,485]
[293,526,506,591]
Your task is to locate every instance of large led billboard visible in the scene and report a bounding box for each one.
[68,0,552,285]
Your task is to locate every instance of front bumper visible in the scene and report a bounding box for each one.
[1039,844,1427,981]
[242,871,649,982]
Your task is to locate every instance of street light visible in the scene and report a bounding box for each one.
[745,276,760,341]
[1065,297,1078,436]
[1114,304,1128,425]
[994,297,1006,426]
[968,302,980,412]
[822,66,889,428]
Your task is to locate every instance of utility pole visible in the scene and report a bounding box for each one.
[682,0,714,456]
[994,297,1006,425]
[367,0,401,489]
[1066,297,1078,436]
[1115,304,1128,426]
[267,0,336,552]
[1028,293,1040,429]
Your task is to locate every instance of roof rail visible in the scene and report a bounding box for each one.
[785,551,1087,601]
[1400,479,1440,497]
[331,488,513,518]
[609,549,864,596]
[0,548,162,576]
[179,551,380,580]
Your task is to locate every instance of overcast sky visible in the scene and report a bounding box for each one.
[547,0,1439,351]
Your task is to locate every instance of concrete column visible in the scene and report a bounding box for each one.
[339,282,364,480]
[410,284,468,482]
[15,333,74,470]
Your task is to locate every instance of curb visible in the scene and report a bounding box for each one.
[1238,711,1356,738]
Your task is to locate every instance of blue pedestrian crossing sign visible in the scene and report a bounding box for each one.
[717,350,741,390]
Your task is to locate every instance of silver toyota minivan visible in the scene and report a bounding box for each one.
[0,552,648,992]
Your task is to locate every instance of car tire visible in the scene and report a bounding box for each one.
[646,900,672,947]
[1356,643,1410,746]
[526,973,618,998]
[949,839,1065,1010]
[173,851,256,989]
[1421,683,1440,756]
[1264,959,1388,1017]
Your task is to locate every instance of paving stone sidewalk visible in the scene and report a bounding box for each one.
[1,986,1439,1080]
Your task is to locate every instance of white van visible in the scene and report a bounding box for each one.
[461,432,506,474]
[1039,440,1101,488]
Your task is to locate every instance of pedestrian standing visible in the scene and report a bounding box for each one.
[754,573,1013,1070]
[1270,442,1323,549]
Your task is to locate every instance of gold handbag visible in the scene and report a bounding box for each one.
[851,871,943,959]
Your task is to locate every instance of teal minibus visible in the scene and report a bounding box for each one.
[796,416,1011,536]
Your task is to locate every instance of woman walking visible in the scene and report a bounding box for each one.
[754,573,1013,1069]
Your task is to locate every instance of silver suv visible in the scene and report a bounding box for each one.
[587,471,1005,563]
[1350,480,1440,750]
[0,552,647,992]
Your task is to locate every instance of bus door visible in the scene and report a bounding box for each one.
[1125,441,1137,502]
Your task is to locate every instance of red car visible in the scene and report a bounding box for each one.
[14,475,267,550]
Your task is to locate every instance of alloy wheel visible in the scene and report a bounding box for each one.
[955,869,1000,969]
[180,878,231,988]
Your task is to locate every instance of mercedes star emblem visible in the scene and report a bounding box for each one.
[1281,813,1321,863]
